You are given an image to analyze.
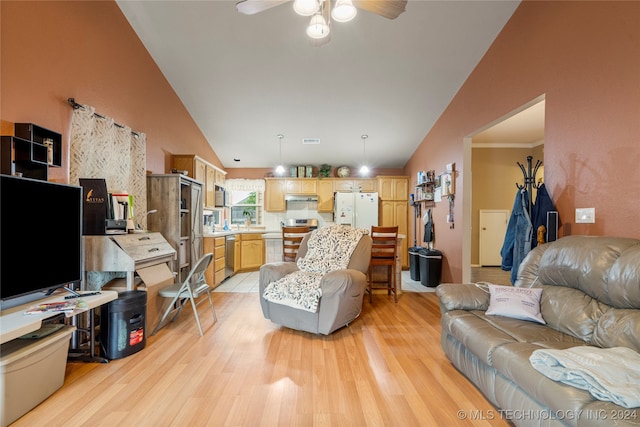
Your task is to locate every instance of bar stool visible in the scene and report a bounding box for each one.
[282,226,311,262]
[368,225,399,302]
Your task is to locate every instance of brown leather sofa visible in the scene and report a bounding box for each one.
[436,236,640,427]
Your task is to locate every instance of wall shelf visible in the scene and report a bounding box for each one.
[14,123,62,167]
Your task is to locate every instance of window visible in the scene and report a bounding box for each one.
[229,190,263,225]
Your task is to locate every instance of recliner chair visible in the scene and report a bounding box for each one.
[259,228,372,335]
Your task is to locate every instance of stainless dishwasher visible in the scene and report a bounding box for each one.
[225,234,235,279]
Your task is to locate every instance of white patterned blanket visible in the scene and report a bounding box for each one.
[263,225,368,312]
[530,346,640,408]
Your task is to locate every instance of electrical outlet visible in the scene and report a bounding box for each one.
[575,208,595,223]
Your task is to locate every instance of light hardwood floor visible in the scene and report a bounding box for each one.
[12,285,510,426]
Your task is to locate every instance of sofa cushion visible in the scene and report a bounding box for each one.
[540,285,607,342]
[592,308,640,352]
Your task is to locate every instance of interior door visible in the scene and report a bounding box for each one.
[479,210,509,266]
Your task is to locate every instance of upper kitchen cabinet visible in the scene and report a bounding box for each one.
[265,178,286,212]
[377,176,409,201]
[286,178,317,195]
[317,179,335,212]
[172,154,226,210]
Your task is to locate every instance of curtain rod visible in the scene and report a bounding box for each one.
[67,98,140,137]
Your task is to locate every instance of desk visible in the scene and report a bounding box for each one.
[0,291,117,344]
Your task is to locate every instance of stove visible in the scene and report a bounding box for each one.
[283,218,318,229]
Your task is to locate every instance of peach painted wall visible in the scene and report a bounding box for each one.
[405,1,640,283]
[0,0,222,183]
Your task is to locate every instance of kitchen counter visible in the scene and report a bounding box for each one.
[203,228,279,238]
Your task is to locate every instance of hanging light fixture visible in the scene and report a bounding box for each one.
[275,134,285,175]
[293,0,320,16]
[359,134,369,175]
[331,0,357,22]
[307,11,330,39]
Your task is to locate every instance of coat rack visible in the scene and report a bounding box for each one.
[516,155,542,218]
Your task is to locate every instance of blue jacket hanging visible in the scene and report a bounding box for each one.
[500,189,533,284]
[531,183,555,248]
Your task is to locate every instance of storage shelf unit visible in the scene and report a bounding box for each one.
[0,136,49,180]
[147,174,203,283]
[14,123,62,167]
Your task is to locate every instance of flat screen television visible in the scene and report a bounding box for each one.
[0,175,83,309]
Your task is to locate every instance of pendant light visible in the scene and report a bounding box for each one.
[307,12,330,39]
[293,0,320,16]
[331,0,357,22]
[359,134,369,175]
[275,134,285,175]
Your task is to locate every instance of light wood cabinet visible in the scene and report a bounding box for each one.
[357,179,377,192]
[317,179,335,212]
[377,176,409,269]
[147,174,203,282]
[265,178,286,212]
[214,236,226,285]
[171,154,226,210]
[377,176,409,201]
[286,178,317,194]
[239,233,264,271]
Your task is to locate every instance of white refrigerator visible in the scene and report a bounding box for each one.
[334,192,379,230]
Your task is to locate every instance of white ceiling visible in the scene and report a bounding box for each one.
[116,0,523,171]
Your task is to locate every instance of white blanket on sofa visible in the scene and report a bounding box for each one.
[263,225,367,313]
[529,346,640,408]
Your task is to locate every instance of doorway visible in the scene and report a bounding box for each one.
[462,96,545,283]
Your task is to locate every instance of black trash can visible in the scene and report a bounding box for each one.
[408,247,423,281]
[418,249,443,287]
[100,290,147,360]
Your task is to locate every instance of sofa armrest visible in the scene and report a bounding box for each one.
[259,262,299,294]
[317,269,367,334]
[435,283,490,312]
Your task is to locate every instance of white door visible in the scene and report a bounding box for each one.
[479,210,509,266]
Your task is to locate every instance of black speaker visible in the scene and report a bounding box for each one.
[79,178,108,235]
[547,211,558,242]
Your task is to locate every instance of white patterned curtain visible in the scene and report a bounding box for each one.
[69,104,147,220]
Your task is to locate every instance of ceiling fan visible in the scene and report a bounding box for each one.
[235,0,407,46]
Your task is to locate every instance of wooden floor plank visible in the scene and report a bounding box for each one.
[10,291,509,426]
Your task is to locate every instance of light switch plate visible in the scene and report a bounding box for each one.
[575,208,595,223]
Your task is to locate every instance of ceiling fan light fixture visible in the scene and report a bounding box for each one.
[331,0,357,23]
[293,0,320,16]
[307,13,330,39]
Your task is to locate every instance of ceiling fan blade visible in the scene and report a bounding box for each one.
[235,0,291,15]
[353,0,407,20]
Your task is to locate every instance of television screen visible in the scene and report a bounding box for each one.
[0,175,83,303]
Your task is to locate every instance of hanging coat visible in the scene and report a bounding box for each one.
[531,183,555,248]
[423,209,434,243]
[500,189,533,284]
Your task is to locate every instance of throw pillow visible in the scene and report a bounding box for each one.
[486,284,545,324]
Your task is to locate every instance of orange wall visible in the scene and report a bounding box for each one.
[405,1,640,282]
[0,0,222,182]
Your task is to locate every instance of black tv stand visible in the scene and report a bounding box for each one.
[45,286,81,297]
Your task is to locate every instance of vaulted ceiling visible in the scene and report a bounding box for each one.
[117,0,523,171]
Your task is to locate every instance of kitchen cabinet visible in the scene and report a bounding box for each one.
[377,176,409,201]
[238,233,264,271]
[265,178,286,212]
[377,176,409,269]
[286,178,317,194]
[317,179,335,212]
[357,179,377,192]
[172,154,226,210]
[205,236,228,287]
[147,174,203,282]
